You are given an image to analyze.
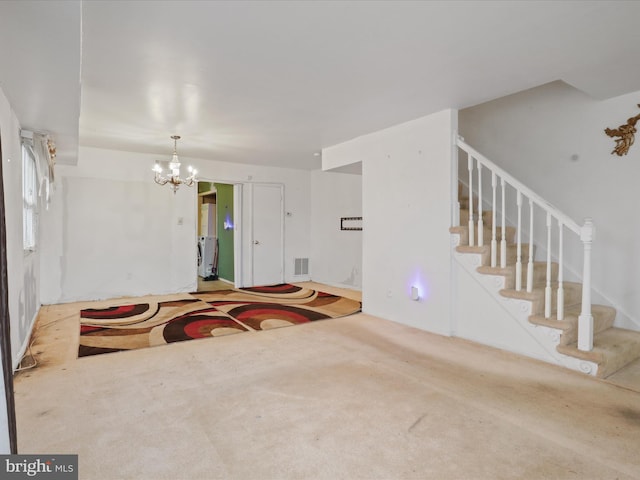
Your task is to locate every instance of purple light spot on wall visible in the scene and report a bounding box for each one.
[409,269,430,301]
[224,211,234,230]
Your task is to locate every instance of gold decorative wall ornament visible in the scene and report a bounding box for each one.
[47,138,56,161]
[604,104,640,156]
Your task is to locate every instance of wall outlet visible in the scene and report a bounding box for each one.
[411,286,420,301]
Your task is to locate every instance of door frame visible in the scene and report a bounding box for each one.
[194,179,243,289]
[232,183,243,288]
[194,179,285,289]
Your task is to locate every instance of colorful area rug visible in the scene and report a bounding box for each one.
[79,284,361,357]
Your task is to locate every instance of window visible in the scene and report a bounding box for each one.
[22,143,37,251]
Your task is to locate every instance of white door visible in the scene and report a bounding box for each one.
[252,184,284,286]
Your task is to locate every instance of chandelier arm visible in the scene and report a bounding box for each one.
[154,174,169,186]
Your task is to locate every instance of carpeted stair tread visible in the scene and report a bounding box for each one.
[477,261,558,289]
[455,244,491,255]
[556,328,640,378]
[499,282,582,315]
[476,264,517,277]
[450,224,516,245]
[449,225,469,236]
[459,196,495,217]
[500,281,581,301]
[529,304,616,345]
[458,196,481,211]
[456,243,533,267]
[458,209,492,228]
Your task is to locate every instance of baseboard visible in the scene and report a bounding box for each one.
[307,278,362,292]
[288,275,311,283]
[13,306,40,372]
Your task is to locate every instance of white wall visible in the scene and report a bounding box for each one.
[41,146,311,303]
[453,259,557,363]
[460,81,640,330]
[0,85,40,370]
[0,83,43,452]
[325,110,456,335]
[322,139,364,171]
[310,170,362,289]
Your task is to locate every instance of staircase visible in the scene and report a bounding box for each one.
[450,139,640,378]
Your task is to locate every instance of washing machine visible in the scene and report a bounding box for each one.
[197,236,216,278]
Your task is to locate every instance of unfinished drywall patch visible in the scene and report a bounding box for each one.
[17,260,38,357]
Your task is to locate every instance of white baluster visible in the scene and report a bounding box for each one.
[515,190,522,291]
[526,199,534,293]
[491,172,497,268]
[578,218,595,351]
[468,154,474,247]
[453,135,460,227]
[544,212,552,319]
[477,159,483,247]
[500,178,507,268]
[557,219,564,321]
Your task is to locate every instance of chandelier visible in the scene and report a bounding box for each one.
[152,135,197,193]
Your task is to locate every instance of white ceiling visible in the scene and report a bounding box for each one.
[2,1,640,169]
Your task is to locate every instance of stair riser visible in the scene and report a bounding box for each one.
[457,244,533,268]
[459,196,496,215]
[504,263,559,290]
[459,207,506,230]
[459,210,492,228]
[559,311,616,346]
[529,284,582,316]
[458,197,480,211]
[556,330,640,379]
[455,225,516,246]
[477,244,533,267]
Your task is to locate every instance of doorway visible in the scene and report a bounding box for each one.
[196,181,234,292]
[195,180,285,291]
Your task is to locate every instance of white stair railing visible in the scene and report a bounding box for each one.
[456,137,595,352]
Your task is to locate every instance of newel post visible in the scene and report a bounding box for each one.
[578,218,595,351]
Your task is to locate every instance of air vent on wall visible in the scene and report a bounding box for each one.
[294,258,309,276]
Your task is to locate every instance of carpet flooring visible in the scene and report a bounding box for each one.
[79,284,362,357]
[15,283,640,479]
